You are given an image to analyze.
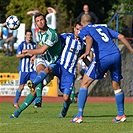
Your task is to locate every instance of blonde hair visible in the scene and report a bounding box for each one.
[81,14,92,24]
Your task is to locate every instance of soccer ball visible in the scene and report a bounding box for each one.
[6,15,20,30]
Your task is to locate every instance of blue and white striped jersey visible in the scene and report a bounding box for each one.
[16,40,36,72]
[58,33,84,74]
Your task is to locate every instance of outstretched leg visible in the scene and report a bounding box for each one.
[10,91,36,118]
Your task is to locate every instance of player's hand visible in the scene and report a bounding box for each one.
[22,49,28,54]
[79,53,88,60]
[30,55,35,64]
[25,53,33,57]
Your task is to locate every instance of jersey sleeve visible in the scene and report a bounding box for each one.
[60,33,67,46]
[16,42,23,54]
[78,27,89,45]
[45,32,58,47]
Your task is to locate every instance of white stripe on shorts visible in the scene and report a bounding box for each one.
[86,61,96,77]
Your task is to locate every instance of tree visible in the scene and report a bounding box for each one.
[106,0,133,35]
[0,0,10,22]
[6,0,47,29]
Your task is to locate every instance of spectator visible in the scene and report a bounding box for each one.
[27,8,39,43]
[0,23,8,40]
[0,22,18,56]
[76,4,99,24]
[45,6,57,30]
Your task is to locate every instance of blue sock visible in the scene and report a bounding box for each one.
[33,71,47,87]
[61,100,71,116]
[77,88,88,117]
[115,92,124,116]
[14,90,21,104]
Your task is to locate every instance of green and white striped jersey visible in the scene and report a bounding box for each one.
[37,28,62,63]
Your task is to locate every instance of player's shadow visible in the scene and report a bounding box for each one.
[67,114,133,118]
[84,114,133,117]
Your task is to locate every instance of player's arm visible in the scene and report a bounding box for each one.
[16,52,33,58]
[79,35,93,59]
[22,44,49,55]
[118,34,133,54]
[27,10,39,15]
[47,7,57,14]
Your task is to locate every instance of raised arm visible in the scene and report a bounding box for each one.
[27,9,39,15]
[47,7,57,14]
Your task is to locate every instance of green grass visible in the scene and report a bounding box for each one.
[0,52,19,73]
[0,102,133,133]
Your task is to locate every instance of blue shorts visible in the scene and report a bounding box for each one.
[86,53,123,82]
[18,71,37,85]
[50,63,75,95]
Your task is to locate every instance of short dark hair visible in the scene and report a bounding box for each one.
[25,29,32,35]
[34,13,46,22]
[74,21,82,27]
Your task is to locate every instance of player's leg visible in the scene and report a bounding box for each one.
[112,80,126,123]
[34,72,55,107]
[29,71,43,108]
[32,64,47,87]
[33,82,43,108]
[27,61,48,107]
[58,68,75,118]
[27,62,52,88]
[110,53,126,123]
[8,37,17,56]
[28,63,54,107]
[34,72,54,107]
[0,39,7,55]
[13,71,27,108]
[70,61,96,123]
[70,86,77,103]
[58,94,72,118]
[13,84,24,108]
[70,75,93,123]
[76,61,83,80]
[10,90,36,118]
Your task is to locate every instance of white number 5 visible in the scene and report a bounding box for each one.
[96,28,109,42]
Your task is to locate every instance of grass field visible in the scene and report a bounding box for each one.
[0,52,19,73]
[0,102,133,133]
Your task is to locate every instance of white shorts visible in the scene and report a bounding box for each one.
[34,56,50,68]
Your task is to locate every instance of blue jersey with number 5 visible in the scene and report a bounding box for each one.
[79,24,120,60]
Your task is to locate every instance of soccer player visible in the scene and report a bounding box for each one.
[10,13,62,118]
[25,22,93,118]
[13,29,43,108]
[70,14,133,123]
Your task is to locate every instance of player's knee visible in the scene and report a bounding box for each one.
[18,85,24,91]
[112,81,121,90]
[63,94,69,102]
